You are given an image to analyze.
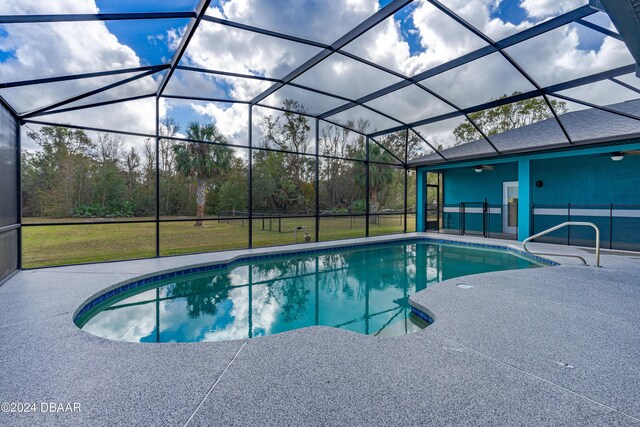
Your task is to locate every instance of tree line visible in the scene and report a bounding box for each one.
[21,100,409,224]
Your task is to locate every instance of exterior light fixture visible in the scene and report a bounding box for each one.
[474,166,483,173]
[610,152,624,161]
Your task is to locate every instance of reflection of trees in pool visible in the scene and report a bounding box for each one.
[166,273,232,319]
[265,277,310,323]
[317,246,413,301]
[317,253,355,299]
[162,244,417,325]
[253,258,313,323]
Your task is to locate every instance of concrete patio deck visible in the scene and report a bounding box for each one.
[1,233,639,426]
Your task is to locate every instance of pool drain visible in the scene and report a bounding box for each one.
[456,283,473,289]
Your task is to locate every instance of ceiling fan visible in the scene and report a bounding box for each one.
[597,149,640,161]
[473,165,495,173]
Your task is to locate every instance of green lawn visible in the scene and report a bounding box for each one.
[22,215,416,268]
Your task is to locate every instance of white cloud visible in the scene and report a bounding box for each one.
[520,0,586,19]
[505,24,635,87]
[2,0,635,150]
[211,0,377,44]
[0,0,165,152]
[0,1,98,14]
[190,101,249,144]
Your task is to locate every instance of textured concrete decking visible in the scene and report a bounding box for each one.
[1,233,639,426]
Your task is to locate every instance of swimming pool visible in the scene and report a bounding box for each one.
[76,241,545,342]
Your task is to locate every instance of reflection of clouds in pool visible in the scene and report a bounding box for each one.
[202,284,280,341]
[154,283,281,342]
[82,302,156,342]
[228,266,249,286]
[82,271,286,343]
[159,289,239,342]
[82,285,177,342]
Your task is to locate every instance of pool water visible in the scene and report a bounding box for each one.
[77,242,542,342]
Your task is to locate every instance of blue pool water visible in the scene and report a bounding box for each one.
[77,242,543,342]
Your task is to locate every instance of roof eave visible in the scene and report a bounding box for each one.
[407,132,640,168]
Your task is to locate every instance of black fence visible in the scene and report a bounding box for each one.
[440,202,518,240]
[438,202,640,251]
[531,204,640,251]
[216,210,408,235]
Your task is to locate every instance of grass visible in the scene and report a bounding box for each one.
[22,215,416,268]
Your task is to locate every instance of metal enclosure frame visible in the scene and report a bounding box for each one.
[0,0,638,267]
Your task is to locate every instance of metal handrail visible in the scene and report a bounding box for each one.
[523,221,600,267]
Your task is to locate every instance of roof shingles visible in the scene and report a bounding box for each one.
[408,99,640,166]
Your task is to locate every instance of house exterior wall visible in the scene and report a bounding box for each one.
[416,141,640,246]
[441,163,517,234]
[531,155,640,205]
[443,163,518,205]
[529,154,640,247]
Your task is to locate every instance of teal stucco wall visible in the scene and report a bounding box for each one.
[529,154,640,246]
[441,163,518,234]
[416,144,640,243]
[531,155,640,205]
[443,162,518,205]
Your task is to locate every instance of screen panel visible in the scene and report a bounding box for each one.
[412,116,496,161]
[548,96,640,142]
[319,158,366,215]
[251,151,316,216]
[471,96,570,152]
[204,0,365,44]
[164,69,271,102]
[324,105,402,136]
[252,217,316,248]
[33,98,157,135]
[0,103,18,281]
[341,0,488,77]
[553,77,640,119]
[160,218,248,256]
[422,52,537,110]
[365,84,456,125]
[0,104,18,228]
[181,19,322,80]
[22,223,155,268]
[160,141,248,219]
[505,21,635,87]
[0,19,188,82]
[437,0,589,41]
[0,71,154,115]
[22,128,156,222]
[318,121,366,160]
[0,230,18,281]
[292,53,403,101]
[252,105,315,153]
[259,85,346,116]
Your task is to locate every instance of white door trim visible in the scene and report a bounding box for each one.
[503,181,518,234]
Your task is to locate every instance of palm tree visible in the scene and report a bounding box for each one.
[368,146,394,214]
[173,122,232,227]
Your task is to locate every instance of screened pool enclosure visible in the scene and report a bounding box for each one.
[1,0,639,271]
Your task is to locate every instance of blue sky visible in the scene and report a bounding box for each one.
[0,27,13,62]
[490,0,529,27]
[102,18,190,65]
[94,0,196,66]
